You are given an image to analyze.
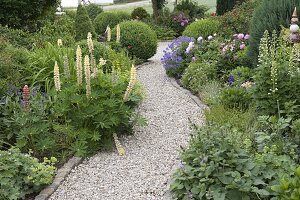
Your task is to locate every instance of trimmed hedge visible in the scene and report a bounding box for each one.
[182,18,221,39]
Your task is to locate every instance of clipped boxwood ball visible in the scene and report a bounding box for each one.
[113,20,157,60]
[182,18,221,39]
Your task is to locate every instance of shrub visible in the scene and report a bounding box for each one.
[174,0,208,19]
[112,21,157,60]
[86,3,103,21]
[0,25,34,49]
[248,0,300,64]
[74,5,95,41]
[147,23,176,40]
[182,19,221,39]
[94,12,130,35]
[181,61,217,93]
[220,86,253,110]
[131,7,150,20]
[0,148,56,200]
[198,81,222,106]
[216,0,246,15]
[170,11,190,36]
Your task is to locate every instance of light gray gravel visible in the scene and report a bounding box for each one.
[49,42,205,200]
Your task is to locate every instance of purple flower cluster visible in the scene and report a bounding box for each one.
[161,36,194,69]
[173,13,189,27]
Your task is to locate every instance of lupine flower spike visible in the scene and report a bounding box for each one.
[123,65,137,101]
[57,39,63,47]
[22,85,30,112]
[116,24,120,43]
[54,61,61,91]
[87,32,94,54]
[113,133,125,156]
[63,55,70,78]
[106,26,111,42]
[84,55,91,98]
[76,45,83,86]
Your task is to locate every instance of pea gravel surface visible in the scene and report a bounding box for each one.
[49,42,206,200]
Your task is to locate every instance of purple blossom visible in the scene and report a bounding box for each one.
[244,34,250,40]
[188,193,193,199]
[237,33,245,40]
[173,13,189,27]
[240,43,246,49]
[228,75,235,86]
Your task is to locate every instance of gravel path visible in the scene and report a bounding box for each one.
[49,42,205,200]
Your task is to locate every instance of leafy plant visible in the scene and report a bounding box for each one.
[94,12,130,35]
[216,0,246,15]
[86,3,103,21]
[182,18,221,39]
[220,86,253,110]
[131,7,150,20]
[74,5,95,41]
[174,0,208,20]
[0,148,56,200]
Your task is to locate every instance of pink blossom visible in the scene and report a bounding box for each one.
[237,33,244,40]
[240,43,246,49]
[244,34,250,40]
[181,22,185,26]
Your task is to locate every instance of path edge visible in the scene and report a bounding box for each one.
[35,157,83,200]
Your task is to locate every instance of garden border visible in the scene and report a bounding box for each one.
[35,157,83,200]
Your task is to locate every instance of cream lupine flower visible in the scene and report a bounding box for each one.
[123,65,137,101]
[106,26,111,42]
[54,61,61,91]
[113,133,125,156]
[99,58,107,66]
[63,55,70,78]
[87,32,94,54]
[57,39,63,47]
[116,24,120,43]
[84,55,91,97]
[76,45,83,85]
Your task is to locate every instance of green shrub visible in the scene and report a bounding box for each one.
[182,61,217,93]
[94,12,130,35]
[198,81,222,106]
[220,86,253,110]
[147,23,176,40]
[112,21,157,60]
[228,66,253,85]
[216,0,246,15]
[74,5,95,41]
[86,3,103,21]
[254,31,300,117]
[248,0,300,64]
[174,0,208,19]
[0,25,34,49]
[131,7,150,20]
[182,18,221,39]
[0,148,56,200]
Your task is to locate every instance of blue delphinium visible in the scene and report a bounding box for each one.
[161,36,194,70]
[228,75,235,86]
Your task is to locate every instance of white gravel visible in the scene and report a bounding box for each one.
[49,42,205,200]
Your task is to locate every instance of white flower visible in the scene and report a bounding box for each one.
[208,35,213,40]
[99,58,107,66]
[197,36,203,43]
[185,42,195,54]
[213,33,217,37]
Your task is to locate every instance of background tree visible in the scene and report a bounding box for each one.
[216,0,246,15]
[74,4,95,41]
[151,0,166,18]
[0,0,59,31]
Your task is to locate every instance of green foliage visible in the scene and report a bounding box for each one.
[220,86,253,110]
[0,148,56,200]
[219,0,260,36]
[0,25,35,49]
[86,3,103,21]
[182,19,221,39]
[248,0,300,64]
[148,23,176,40]
[228,66,253,85]
[0,38,29,97]
[112,21,157,60]
[131,7,150,20]
[38,15,76,47]
[216,0,246,15]
[254,31,300,117]
[182,61,217,93]
[174,0,208,19]
[0,0,59,31]
[170,123,296,200]
[74,5,95,41]
[272,167,300,199]
[93,12,130,35]
[198,81,222,106]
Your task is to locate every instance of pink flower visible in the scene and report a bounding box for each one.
[237,33,244,40]
[240,43,246,49]
[244,34,250,40]
[181,22,185,26]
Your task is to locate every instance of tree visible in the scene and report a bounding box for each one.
[74,4,95,41]
[151,0,166,18]
[0,0,59,31]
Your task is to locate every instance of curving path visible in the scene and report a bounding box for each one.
[49,42,205,200]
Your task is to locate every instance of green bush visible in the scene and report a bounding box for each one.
[174,0,208,19]
[182,61,217,93]
[220,86,253,110]
[216,0,246,15]
[198,81,222,106]
[147,23,176,40]
[74,5,95,41]
[248,0,300,64]
[86,3,103,21]
[94,12,130,35]
[182,18,221,39]
[0,148,56,200]
[131,7,150,20]
[112,21,157,60]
